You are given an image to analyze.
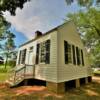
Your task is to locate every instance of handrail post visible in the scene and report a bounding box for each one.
[33,64,35,77]
[14,71,16,84]
[24,64,26,78]
[12,64,35,85]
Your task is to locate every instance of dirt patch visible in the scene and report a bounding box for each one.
[12,86,46,95]
[92,76,100,83]
[0,76,100,100]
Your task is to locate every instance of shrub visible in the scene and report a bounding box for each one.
[7,60,16,68]
[0,68,7,73]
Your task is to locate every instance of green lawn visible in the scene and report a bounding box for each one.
[93,70,100,76]
[0,65,11,82]
[0,76,100,100]
[0,73,9,82]
[0,65,100,100]
[94,70,100,74]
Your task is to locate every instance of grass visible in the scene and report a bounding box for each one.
[0,76,100,100]
[94,70,100,74]
[0,64,12,82]
[0,73,9,82]
[93,70,100,76]
[0,64,100,100]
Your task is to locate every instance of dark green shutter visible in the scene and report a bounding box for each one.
[18,50,21,64]
[76,47,80,65]
[81,49,84,66]
[36,44,40,64]
[64,41,68,64]
[24,49,27,64]
[72,45,76,65]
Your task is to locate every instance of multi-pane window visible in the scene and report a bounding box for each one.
[21,49,27,64]
[29,46,33,52]
[64,41,72,64]
[45,40,50,64]
[18,49,27,64]
[68,44,72,63]
[40,42,46,63]
[36,39,50,64]
[64,41,84,66]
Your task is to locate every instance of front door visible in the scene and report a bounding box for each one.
[28,51,34,65]
[27,50,35,77]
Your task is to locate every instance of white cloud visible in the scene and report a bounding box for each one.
[3,0,79,39]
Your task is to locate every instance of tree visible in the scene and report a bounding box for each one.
[66,8,100,67]
[65,0,100,8]
[2,31,16,69]
[0,15,11,39]
[0,0,30,39]
[0,0,30,15]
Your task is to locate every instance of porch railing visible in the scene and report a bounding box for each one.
[13,64,35,85]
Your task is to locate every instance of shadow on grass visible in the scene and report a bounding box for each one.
[64,81,100,100]
[0,77,100,100]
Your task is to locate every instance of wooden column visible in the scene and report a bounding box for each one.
[75,79,80,88]
[85,77,88,84]
[24,79,28,86]
[46,82,65,94]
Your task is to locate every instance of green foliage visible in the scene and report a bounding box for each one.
[65,0,100,8]
[0,16,11,39]
[1,31,16,69]
[0,0,30,40]
[5,31,16,50]
[93,70,100,76]
[0,0,30,69]
[0,68,7,73]
[7,60,16,68]
[0,0,30,15]
[66,8,100,67]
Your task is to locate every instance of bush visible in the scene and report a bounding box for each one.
[7,60,16,68]
[0,68,7,73]
[93,70,100,76]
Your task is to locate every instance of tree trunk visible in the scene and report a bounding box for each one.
[5,55,8,69]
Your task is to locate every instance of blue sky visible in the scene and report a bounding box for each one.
[3,0,81,47]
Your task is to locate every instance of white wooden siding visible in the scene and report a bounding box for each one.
[57,21,92,82]
[17,31,58,82]
[16,21,92,83]
[35,31,58,82]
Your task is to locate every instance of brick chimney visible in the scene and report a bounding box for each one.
[35,31,42,38]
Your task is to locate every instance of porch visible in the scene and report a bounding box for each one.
[6,64,35,87]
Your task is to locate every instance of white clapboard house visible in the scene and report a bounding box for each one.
[7,21,92,93]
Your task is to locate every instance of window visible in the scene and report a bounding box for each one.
[81,49,84,66]
[64,41,84,66]
[64,41,72,64]
[68,43,72,63]
[21,49,27,64]
[36,39,50,64]
[29,46,33,52]
[76,47,80,65]
[45,40,50,64]
[72,45,76,65]
[40,42,46,63]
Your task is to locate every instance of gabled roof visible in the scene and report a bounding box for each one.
[19,20,71,47]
